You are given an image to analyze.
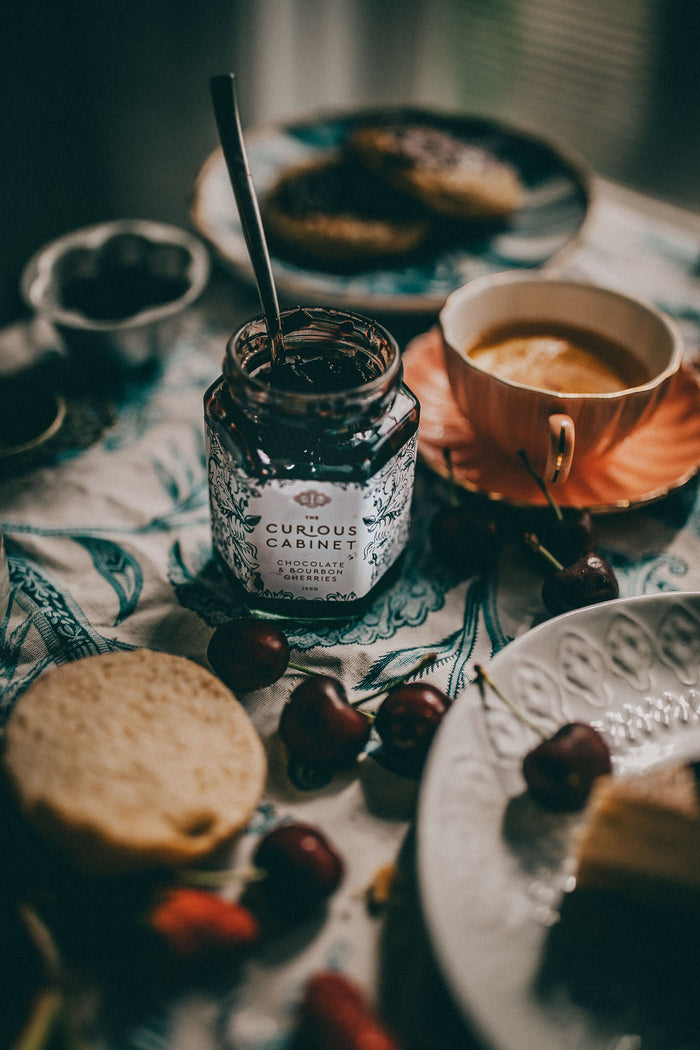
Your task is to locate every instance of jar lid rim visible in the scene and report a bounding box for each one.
[223,307,401,403]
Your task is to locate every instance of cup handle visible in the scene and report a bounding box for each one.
[545,413,575,485]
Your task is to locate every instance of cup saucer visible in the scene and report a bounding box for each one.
[403,327,700,512]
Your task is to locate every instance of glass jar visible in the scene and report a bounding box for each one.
[204,307,419,619]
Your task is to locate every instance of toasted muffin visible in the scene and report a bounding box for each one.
[2,649,267,874]
[262,154,430,269]
[348,121,523,221]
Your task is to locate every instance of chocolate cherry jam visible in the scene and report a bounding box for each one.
[204,307,419,619]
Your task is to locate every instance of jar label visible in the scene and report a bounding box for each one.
[207,428,417,605]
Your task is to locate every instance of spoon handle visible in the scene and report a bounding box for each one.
[210,73,285,365]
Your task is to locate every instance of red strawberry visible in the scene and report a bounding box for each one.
[146,887,259,958]
[294,970,402,1050]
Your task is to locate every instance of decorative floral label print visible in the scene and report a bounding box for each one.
[207,428,417,603]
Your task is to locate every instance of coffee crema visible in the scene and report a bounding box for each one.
[466,321,650,394]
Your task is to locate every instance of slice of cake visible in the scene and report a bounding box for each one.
[538,760,700,1040]
[574,760,700,903]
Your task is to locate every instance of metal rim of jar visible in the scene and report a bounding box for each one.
[222,307,402,418]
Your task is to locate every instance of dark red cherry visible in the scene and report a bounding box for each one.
[207,618,290,692]
[374,683,451,766]
[541,506,596,565]
[517,452,595,566]
[430,503,501,578]
[279,676,371,772]
[523,722,612,811]
[252,822,343,919]
[541,551,619,616]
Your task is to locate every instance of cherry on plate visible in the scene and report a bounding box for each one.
[523,722,612,811]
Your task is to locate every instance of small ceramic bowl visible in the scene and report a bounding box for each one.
[21,219,211,369]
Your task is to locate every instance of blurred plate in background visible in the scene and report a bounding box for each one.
[192,106,592,314]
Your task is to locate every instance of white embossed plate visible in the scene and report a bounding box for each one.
[191,106,591,314]
[417,591,700,1050]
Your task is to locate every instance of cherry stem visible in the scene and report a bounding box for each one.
[13,989,68,1050]
[13,907,79,1050]
[518,450,562,522]
[474,664,545,738]
[352,652,438,707]
[524,532,564,572]
[287,662,325,677]
[286,652,438,709]
[179,866,268,888]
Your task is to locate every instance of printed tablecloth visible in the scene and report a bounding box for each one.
[2,179,700,1050]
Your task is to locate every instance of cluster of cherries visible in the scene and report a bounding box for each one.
[427,450,616,810]
[141,821,347,973]
[203,617,452,962]
[208,618,451,788]
[201,452,621,940]
[184,458,620,1048]
[429,448,620,616]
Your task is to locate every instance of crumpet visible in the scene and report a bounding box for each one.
[2,649,267,874]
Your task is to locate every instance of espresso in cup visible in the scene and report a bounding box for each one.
[467,321,651,395]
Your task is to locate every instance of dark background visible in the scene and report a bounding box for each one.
[2,0,699,327]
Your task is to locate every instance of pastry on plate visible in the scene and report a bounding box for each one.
[574,760,700,901]
[2,649,267,874]
[348,120,523,221]
[538,759,700,1037]
[262,154,430,269]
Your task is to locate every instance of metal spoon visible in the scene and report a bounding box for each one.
[210,73,285,366]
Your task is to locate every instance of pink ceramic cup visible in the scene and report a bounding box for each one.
[439,272,683,485]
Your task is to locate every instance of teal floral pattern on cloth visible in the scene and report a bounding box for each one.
[0,535,133,716]
[2,191,700,709]
[1,184,700,1050]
